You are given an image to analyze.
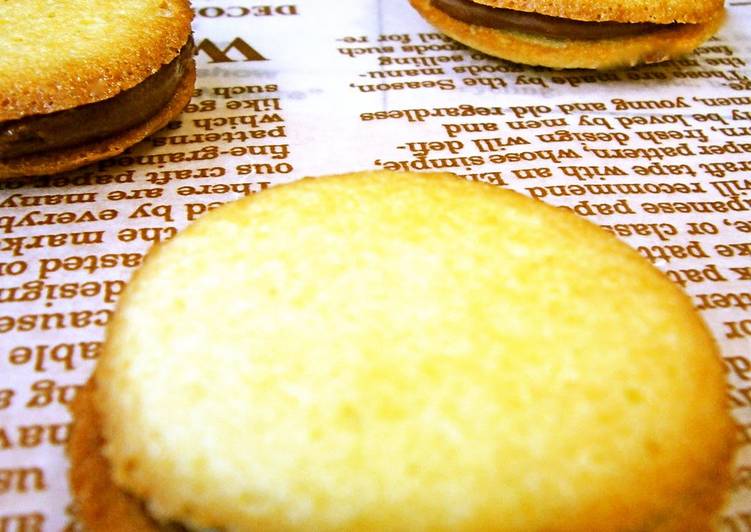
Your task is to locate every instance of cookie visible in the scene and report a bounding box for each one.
[0,0,195,179]
[70,171,734,531]
[409,0,725,68]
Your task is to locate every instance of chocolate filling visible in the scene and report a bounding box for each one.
[0,39,194,159]
[431,0,679,40]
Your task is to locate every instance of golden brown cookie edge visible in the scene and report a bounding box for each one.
[0,59,195,180]
[68,378,167,532]
[471,0,724,24]
[411,0,724,69]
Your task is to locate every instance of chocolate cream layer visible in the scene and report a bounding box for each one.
[432,0,679,40]
[0,40,194,159]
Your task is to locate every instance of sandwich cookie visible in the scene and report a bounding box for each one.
[69,171,734,531]
[409,0,725,68]
[0,0,195,179]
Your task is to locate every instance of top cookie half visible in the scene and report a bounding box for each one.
[471,0,723,24]
[0,0,193,121]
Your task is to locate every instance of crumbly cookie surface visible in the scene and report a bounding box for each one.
[472,0,723,23]
[0,0,193,121]
[0,61,195,179]
[89,171,733,531]
[411,0,724,68]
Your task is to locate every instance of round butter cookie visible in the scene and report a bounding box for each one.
[70,171,734,531]
[0,0,195,179]
[409,0,725,68]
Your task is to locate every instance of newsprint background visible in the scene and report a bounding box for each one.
[1,0,751,529]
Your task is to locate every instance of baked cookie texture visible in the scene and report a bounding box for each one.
[409,0,725,68]
[0,0,194,178]
[471,0,723,23]
[70,171,734,531]
[0,65,195,180]
[69,379,183,532]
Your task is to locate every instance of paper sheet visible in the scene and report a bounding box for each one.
[1,0,750,529]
